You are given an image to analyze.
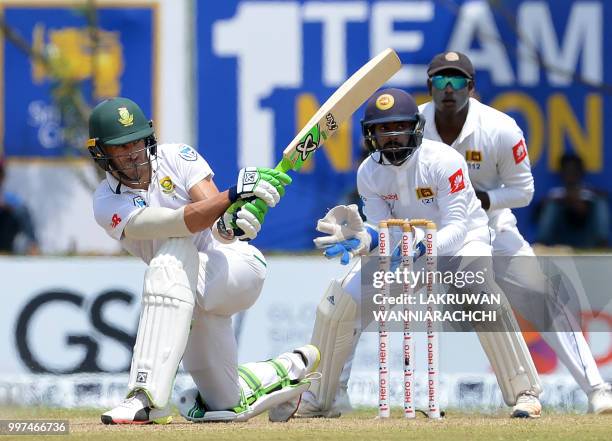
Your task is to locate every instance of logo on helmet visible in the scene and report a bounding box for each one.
[375,94,394,111]
[117,107,134,127]
[160,176,175,194]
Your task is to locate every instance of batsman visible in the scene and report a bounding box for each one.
[298,87,543,418]
[88,97,319,424]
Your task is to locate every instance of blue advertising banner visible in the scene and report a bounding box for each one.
[0,2,157,157]
[197,0,611,249]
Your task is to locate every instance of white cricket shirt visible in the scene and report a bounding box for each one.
[357,139,490,256]
[93,143,214,263]
[419,98,534,231]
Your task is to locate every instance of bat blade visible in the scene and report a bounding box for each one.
[277,48,401,172]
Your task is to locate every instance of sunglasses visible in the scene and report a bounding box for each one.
[431,75,469,90]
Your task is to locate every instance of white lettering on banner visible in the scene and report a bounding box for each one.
[518,2,602,86]
[303,2,368,86]
[447,1,515,85]
[371,1,433,87]
[213,3,302,168]
[212,1,604,168]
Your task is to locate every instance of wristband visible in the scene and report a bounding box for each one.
[228,186,238,203]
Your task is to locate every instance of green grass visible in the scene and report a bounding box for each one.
[1,407,610,441]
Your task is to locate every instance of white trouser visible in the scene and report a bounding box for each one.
[182,240,267,410]
[493,226,605,394]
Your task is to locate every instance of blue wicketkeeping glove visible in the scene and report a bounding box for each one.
[313,205,378,265]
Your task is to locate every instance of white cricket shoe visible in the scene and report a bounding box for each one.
[101,391,172,425]
[511,392,542,418]
[294,390,341,418]
[588,383,612,414]
[268,345,321,422]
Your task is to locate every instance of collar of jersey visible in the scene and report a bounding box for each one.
[105,154,160,195]
[454,97,478,144]
[423,97,478,146]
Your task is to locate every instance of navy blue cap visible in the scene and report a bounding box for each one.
[362,88,419,126]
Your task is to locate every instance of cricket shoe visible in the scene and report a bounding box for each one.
[268,345,322,422]
[511,392,542,418]
[101,391,172,425]
[588,383,612,414]
[295,382,352,418]
[294,390,341,418]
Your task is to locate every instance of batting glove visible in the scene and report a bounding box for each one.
[229,167,292,208]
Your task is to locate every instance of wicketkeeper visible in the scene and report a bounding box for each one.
[298,88,543,419]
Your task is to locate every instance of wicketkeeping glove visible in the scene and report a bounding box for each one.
[313,204,378,265]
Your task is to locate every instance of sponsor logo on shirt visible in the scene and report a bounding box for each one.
[416,187,435,204]
[110,213,122,229]
[133,196,147,207]
[381,193,398,201]
[449,169,466,194]
[179,145,198,161]
[512,139,527,164]
[159,176,175,194]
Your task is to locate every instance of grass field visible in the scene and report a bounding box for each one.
[2,407,611,441]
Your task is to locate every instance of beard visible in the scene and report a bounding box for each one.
[381,140,412,165]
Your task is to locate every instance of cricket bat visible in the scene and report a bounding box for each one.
[229,48,401,230]
[276,47,402,173]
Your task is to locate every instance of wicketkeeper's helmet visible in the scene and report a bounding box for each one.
[361,88,425,166]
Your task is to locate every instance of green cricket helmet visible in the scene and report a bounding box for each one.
[87,97,157,185]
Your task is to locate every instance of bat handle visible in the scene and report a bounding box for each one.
[275,157,292,173]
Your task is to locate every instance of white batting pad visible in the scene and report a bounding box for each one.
[309,279,358,411]
[128,238,199,407]
[476,304,543,406]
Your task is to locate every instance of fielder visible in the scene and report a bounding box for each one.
[417,51,612,414]
[299,88,543,418]
[88,97,319,424]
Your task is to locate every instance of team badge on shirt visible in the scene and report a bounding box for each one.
[465,150,482,162]
[159,176,175,194]
[179,145,198,161]
[449,169,466,194]
[133,196,147,207]
[512,139,527,164]
[465,150,482,170]
[416,187,435,204]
